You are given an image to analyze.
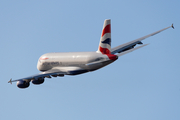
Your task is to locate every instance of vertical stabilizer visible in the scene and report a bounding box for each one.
[97,19,111,54]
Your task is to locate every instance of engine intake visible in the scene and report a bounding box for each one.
[32,78,44,85]
[17,80,30,89]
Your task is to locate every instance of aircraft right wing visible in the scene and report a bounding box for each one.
[111,24,174,55]
[116,43,149,57]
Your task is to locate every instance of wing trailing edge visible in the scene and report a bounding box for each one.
[116,44,149,57]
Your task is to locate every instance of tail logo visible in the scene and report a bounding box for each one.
[98,19,111,54]
[101,24,111,37]
[101,38,111,46]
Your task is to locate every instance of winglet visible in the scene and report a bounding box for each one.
[171,24,174,29]
[8,78,12,84]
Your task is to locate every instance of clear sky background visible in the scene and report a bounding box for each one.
[0,0,179,120]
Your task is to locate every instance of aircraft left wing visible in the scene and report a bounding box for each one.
[8,67,86,84]
[8,69,66,84]
[111,24,174,54]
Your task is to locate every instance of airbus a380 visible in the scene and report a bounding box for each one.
[8,19,174,89]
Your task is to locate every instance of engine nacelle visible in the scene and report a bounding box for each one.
[17,80,30,89]
[32,77,44,85]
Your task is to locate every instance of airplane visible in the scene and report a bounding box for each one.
[8,19,174,89]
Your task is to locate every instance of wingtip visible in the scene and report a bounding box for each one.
[171,24,174,29]
[8,78,12,84]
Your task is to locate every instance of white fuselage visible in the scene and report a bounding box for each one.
[37,52,117,75]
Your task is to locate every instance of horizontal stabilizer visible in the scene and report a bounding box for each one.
[117,44,149,57]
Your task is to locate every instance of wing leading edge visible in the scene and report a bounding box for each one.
[8,70,65,84]
[111,24,174,55]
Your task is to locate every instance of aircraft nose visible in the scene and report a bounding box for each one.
[37,60,43,71]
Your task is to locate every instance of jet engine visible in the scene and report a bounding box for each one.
[32,77,44,85]
[17,80,30,89]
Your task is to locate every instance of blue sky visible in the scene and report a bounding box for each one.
[0,0,180,120]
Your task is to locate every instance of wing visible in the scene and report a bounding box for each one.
[8,69,66,84]
[116,44,149,57]
[111,24,174,55]
[8,67,86,84]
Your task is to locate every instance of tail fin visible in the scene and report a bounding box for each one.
[97,19,111,54]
